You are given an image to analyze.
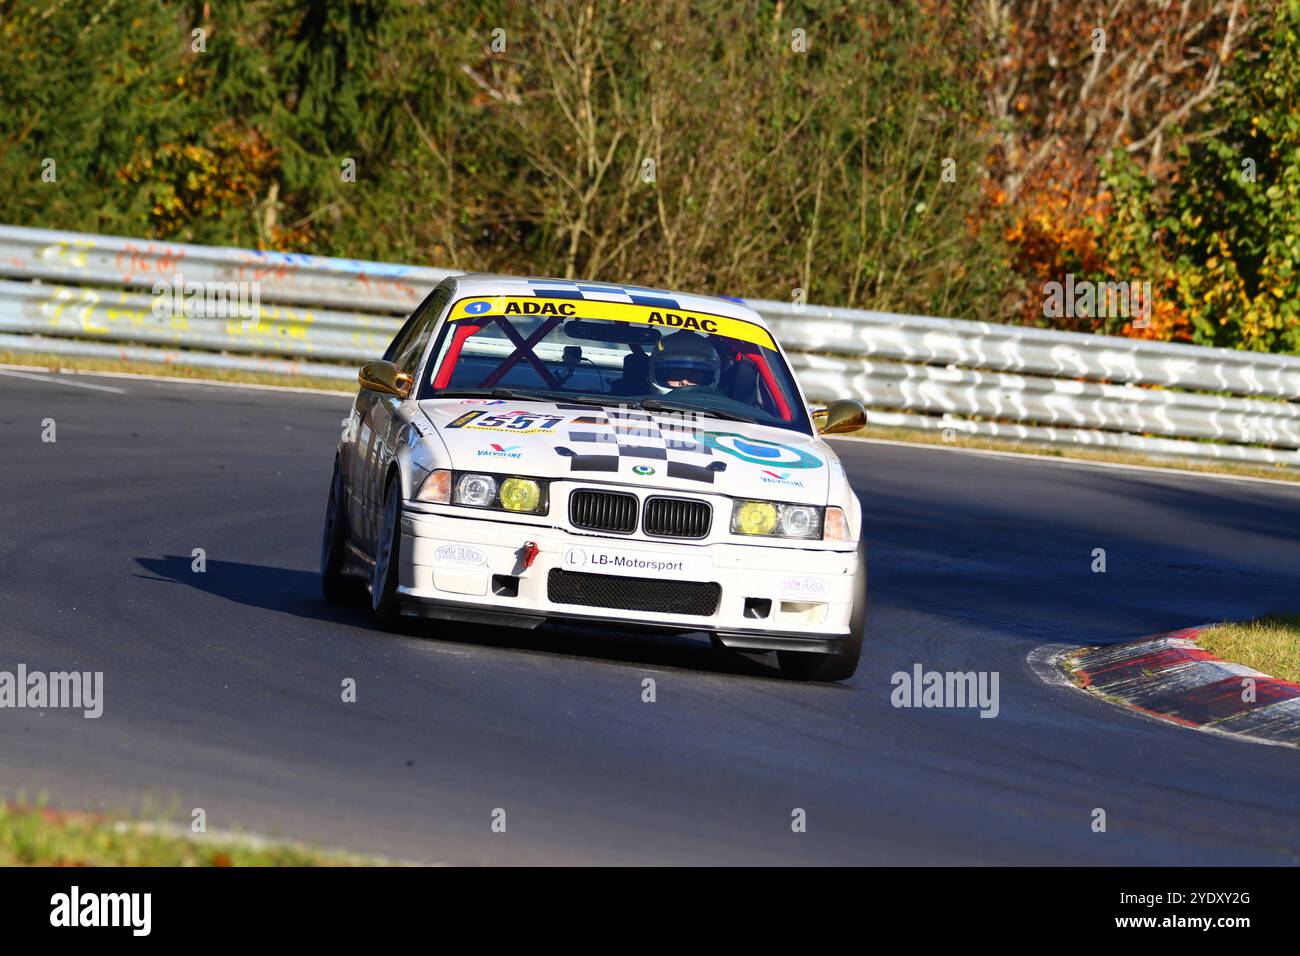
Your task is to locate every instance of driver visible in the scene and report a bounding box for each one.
[649,331,721,393]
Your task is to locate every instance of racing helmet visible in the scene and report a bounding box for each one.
[650,332,721,390]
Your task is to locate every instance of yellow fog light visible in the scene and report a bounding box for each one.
[733,500,778,535]
[499,477,542,513]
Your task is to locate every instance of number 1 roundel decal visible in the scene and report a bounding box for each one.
[698,432,822,469]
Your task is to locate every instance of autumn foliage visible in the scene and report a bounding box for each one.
[0,0,1295,353]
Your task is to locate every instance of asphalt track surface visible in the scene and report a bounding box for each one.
[2,369,1299,865]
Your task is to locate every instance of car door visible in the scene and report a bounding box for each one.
[355,285,449,554]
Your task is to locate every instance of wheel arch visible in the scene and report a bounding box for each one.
[384,459,404,502]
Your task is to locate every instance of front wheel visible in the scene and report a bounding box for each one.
[777,539,866,682]
[370,473,404,627]
[320,459,353,603]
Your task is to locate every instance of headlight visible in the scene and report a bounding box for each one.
[777,504,820,538]
[499,477,542,513]
[446,472,548,514]
[731,499,823,539]
[455,473,498,507]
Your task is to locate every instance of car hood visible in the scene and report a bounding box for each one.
[419,398,834,503]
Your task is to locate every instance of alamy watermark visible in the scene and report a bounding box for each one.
[50,886,150,936]
[1042,274,1151,329]
[891,664,999,718]
[152,272,261,328]
[0,665,103,718]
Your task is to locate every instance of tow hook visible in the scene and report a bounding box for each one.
[518,541,540,571]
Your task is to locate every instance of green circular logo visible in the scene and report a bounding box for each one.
[632,465,655,476]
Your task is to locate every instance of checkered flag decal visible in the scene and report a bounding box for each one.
[522,277,745,308]
[553,405,727,484]
[524,279,684,309]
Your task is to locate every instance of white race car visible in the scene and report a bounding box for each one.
[321,276,867,680]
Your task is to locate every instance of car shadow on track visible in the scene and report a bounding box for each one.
[135,554,374,628]
[133,554,800,682]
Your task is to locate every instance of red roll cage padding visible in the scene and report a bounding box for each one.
[737,348,792,420]
[432,321,483,389]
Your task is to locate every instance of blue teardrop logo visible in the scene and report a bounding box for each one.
[733,439,781,458]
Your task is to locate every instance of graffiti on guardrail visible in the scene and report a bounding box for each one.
[233,249,425,305]
[40,238,95,271]
[117,241,187,285]
[2,224,1297,468]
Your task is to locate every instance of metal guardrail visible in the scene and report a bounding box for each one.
[755,300,1300,399]
[0,225,450,312]
[1,225,1298,467]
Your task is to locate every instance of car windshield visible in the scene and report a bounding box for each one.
[419,295,812,434]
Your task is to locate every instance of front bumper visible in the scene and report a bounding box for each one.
[397,507,862,653]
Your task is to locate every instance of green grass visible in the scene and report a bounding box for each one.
[0,803,358,866]
[1199,615,1300,684]
[0,350,351,393]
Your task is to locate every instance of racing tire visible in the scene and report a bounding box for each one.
[776,539,866,682]
[320,459,354,603]
[370,473,404,627]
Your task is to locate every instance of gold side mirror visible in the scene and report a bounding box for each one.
[814,399,866,436]
[358,360,413,399]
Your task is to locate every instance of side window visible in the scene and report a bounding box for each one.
[388,286,449,375]
[383,302,426,365]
